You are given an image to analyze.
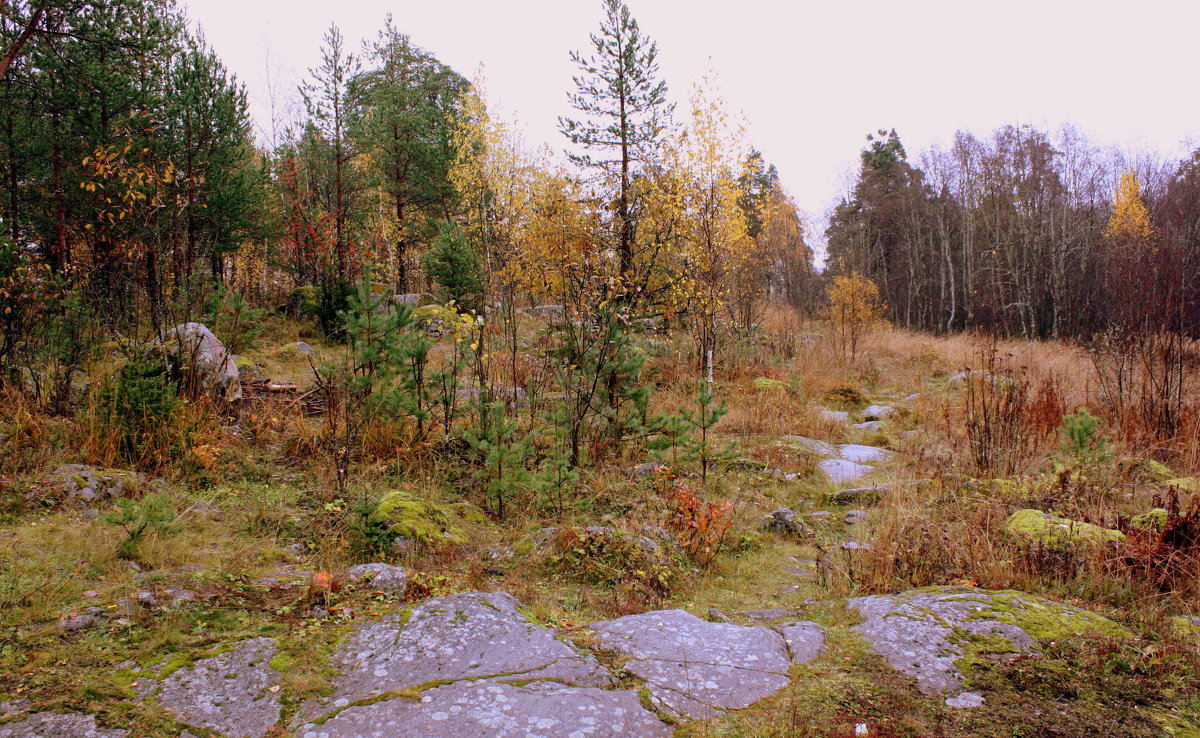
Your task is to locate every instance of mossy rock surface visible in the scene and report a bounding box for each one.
[369,491,473,546]
[1120,457,1175,482]
[752,377,789,393]
[1130,508,1169,530]
[850,586,1130,704]
[1003,508,1125,549]
[1164,477,1199,492]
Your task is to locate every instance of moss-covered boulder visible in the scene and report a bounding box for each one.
[1163,477,1199,492]
[1003,508,1125,549]
[1119,458,1175,482]
[850,586,1130,706]
[752,377,789,393]
[369,491,479,547]
[1130,508,1169,530]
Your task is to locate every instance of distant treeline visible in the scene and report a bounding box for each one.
[826,127,1200,340]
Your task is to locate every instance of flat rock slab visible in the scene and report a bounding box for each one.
[297,680,670,738]
[837,445,894,464]
[819,458,874,485]
[849,586,1128,706]
[819,410,849,423]
[302,592,609,723]
[590,609,800,719]
[778,622,825,664]
[778,435,837,457]
[0,712,127,737]
[142,637,281,738]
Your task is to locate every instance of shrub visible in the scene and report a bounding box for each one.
[100,492,179,559]
[88,357,182,467]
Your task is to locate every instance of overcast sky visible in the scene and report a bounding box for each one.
[185,0,1200,236]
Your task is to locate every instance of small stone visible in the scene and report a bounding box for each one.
[819,410,849,423]
[778,621,825,664]
[632,461,666,477]
[707,608,732,623]
[861,405,894,420]
[809,510,831,518]
[841,541,873,551]
[763,508,808,536]
[58,614,97,632]
[163,589,200,604]
[310,607,329,619]
[843,510,868,525]
[345,563,412,595]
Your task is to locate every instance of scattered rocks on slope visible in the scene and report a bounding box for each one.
[345,563,412,595]
[849,586,1128,707]
[1002,509,1125,549]
[297,591,618,729]
[0,712,127,737]
[590,608,823,719]
[137,637,281,738]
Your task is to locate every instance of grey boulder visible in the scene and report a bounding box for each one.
[345,563,412,595]
[590,608,820,719]
[151,322,241,401]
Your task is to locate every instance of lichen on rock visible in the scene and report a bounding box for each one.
[850,586,1129,706]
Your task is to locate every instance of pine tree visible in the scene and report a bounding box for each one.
[352,17,468,291]
[301,24,359,284]
[559,0,673,283]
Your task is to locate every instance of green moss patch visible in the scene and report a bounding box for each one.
[1003,509,1125,550]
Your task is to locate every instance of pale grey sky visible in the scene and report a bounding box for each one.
[186,0,1200,235]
